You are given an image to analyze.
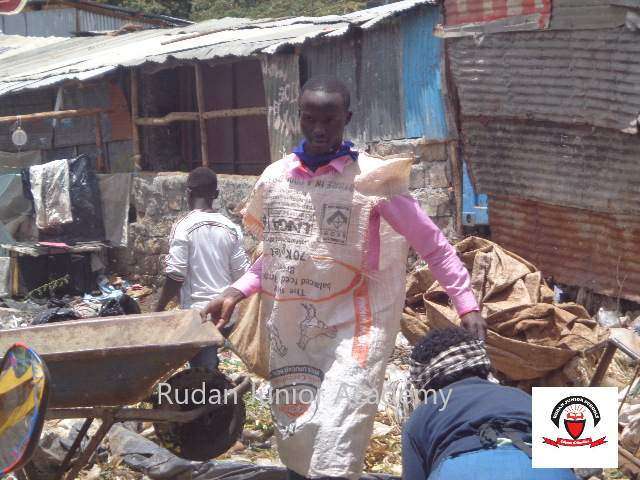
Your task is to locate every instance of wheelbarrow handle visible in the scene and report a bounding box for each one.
[46,375,253,423]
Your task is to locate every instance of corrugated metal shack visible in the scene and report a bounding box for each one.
[0,0,189,37]
[443,0,640,302]
[0,0,459,187]
[0,0,466,283]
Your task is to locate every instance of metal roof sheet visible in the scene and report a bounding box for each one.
[443,0,551,28]
[0,0,434,96]
[462,118,640,216]
[489,196,640,302]
[549,0,628,30]
[448,28,640,134]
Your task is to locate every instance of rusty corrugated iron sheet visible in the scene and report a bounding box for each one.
[461,118,640,216]
[443,0,550,28]
[449,28,640,134]
[549,0,627,30]
[489,196,640,303]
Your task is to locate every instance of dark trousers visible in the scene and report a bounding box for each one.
[189,323,233,369]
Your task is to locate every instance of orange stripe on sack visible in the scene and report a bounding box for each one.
[351,279,372,368]
[243,213,264,240]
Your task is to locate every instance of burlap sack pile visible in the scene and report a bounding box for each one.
[403,236,608,390]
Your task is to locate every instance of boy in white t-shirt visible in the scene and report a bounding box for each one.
[155,167,249,367]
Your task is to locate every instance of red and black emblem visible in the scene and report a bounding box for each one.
[543,396,607,448]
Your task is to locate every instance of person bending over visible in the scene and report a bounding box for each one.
[402,327,576,480]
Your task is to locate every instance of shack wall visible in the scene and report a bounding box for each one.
[446,3,640,301]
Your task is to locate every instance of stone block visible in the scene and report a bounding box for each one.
[417,143,447,163]
[409,166,425,189]
[370,139,448,163]
[168,195,185,212]
[412,187,453,218]
[145,239,163,255]
[428,162,450,189]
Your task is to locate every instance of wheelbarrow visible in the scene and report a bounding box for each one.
[0,309,252,480]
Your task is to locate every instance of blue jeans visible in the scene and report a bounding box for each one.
[428,446,576,480]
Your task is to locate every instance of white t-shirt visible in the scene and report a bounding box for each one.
[164,209,250,310]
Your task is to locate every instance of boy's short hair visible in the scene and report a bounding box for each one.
[187,167,217,195]
[300,76,351,109]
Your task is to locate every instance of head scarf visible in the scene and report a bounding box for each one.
[409,340,491,393]
[292,140,359,169]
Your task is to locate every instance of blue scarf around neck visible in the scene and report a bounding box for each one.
[292,140,359,169]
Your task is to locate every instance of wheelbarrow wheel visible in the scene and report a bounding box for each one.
[152,368,246,461]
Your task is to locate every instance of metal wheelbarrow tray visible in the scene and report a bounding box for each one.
[0,310,251,480]
[0,309,222,408]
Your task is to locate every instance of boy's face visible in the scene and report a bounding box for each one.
[298,90,352,156]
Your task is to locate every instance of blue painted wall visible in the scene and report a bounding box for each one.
[402,7,449,140]
[462,163,489,225]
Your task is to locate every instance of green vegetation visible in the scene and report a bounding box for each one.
[93,0,374,22]
[190,0,369,22]
[27,274,69,299]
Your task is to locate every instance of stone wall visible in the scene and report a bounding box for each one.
[370,139,459,270]
[110,139,459,284]
[370,139,457,240]
[108,172,258,286]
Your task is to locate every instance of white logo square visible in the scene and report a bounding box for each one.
[532,387,618,468]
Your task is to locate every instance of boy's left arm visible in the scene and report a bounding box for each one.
[155,277,182,311]
[375,194,487,340]
[156,225,188,311]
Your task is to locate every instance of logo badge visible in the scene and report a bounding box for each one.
[532,387,617,468]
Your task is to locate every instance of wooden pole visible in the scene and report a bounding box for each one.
[134,107,267,126]
[131,69,142,172]
[448,141,464,240]
[10,251,19,297]
[0,106,127,124]
[194,62,209,167]
[93,113,105,173]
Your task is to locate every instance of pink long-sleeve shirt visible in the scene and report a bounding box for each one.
[232,154,479,317]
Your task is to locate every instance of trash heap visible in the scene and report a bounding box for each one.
[402,236,610,391]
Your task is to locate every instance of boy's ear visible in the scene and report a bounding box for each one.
[345,111,353,125]
[213,189,219,200]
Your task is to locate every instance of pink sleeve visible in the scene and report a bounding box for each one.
[374,194,479,316]
[231,254,263,297]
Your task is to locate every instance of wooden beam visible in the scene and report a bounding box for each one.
[194,62,209,167]
[448,141,464,240]
[130,69,142,171]
[0,106,127,124]
[134,107,267,126]
[93,113,105,173]
[135,112,199,126]
[203,106,266,120]
[10,251,18,297]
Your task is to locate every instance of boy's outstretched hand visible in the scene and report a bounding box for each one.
[200,287,246,329]
[460,310,487,341]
